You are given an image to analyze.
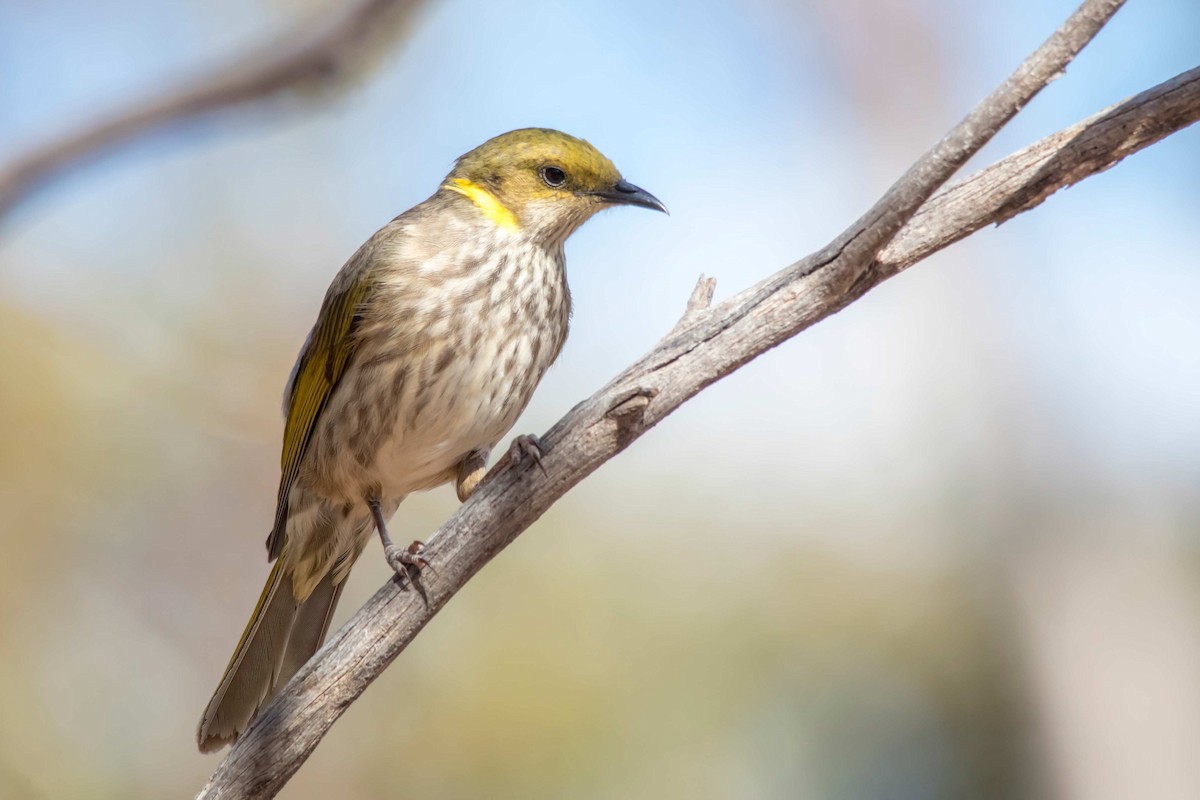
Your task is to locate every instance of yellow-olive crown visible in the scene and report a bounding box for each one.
[453,128,618,197]
[441,128,666,239]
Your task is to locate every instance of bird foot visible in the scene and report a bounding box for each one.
[507,433,547,474]
[384,540,432,604]
[384,539,429,574]
[468,435,548,499]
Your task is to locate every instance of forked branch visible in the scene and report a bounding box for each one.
[196,2,1200,797]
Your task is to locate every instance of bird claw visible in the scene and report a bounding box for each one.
[384,540,432,604]
[508,433,547,475]
[468,434,549,496]
[384,539,429,571]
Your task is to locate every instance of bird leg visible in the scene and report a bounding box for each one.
[459,436,546,500]
[455,447,491,502]
[367,497,429,600]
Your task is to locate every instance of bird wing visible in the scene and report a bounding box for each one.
[267,273,374,560]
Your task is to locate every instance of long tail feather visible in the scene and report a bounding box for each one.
[196,564,343,752]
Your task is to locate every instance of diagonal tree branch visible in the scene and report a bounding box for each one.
[193,2,1191,797]
[877,64,1200,279]
[0,0,423,223]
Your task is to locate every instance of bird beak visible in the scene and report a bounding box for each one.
[596,179,669,214]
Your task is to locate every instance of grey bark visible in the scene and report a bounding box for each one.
[195,2,1200,797]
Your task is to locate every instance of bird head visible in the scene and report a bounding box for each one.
[442,128,666,245]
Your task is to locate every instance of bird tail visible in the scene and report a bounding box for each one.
[196,558,344,752]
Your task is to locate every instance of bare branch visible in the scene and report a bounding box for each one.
[195,2,1160,797]
[0,0,422,222]
[876,65,1200,278]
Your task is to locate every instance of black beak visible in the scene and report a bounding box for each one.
[596,179,668,214]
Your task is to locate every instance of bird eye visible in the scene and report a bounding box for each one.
[540,166,567,187]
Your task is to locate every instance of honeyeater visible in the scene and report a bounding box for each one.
[196,128,666,751]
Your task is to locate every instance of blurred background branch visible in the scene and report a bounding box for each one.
[0,0,423,224]
[193,2,1176,797]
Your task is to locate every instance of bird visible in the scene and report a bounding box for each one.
[196,128,666,752]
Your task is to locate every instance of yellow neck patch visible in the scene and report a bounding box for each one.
[444,178,519,232]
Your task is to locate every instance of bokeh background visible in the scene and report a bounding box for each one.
[2,1,1199,798]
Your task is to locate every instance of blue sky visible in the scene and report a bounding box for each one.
[1,0,1198,546]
